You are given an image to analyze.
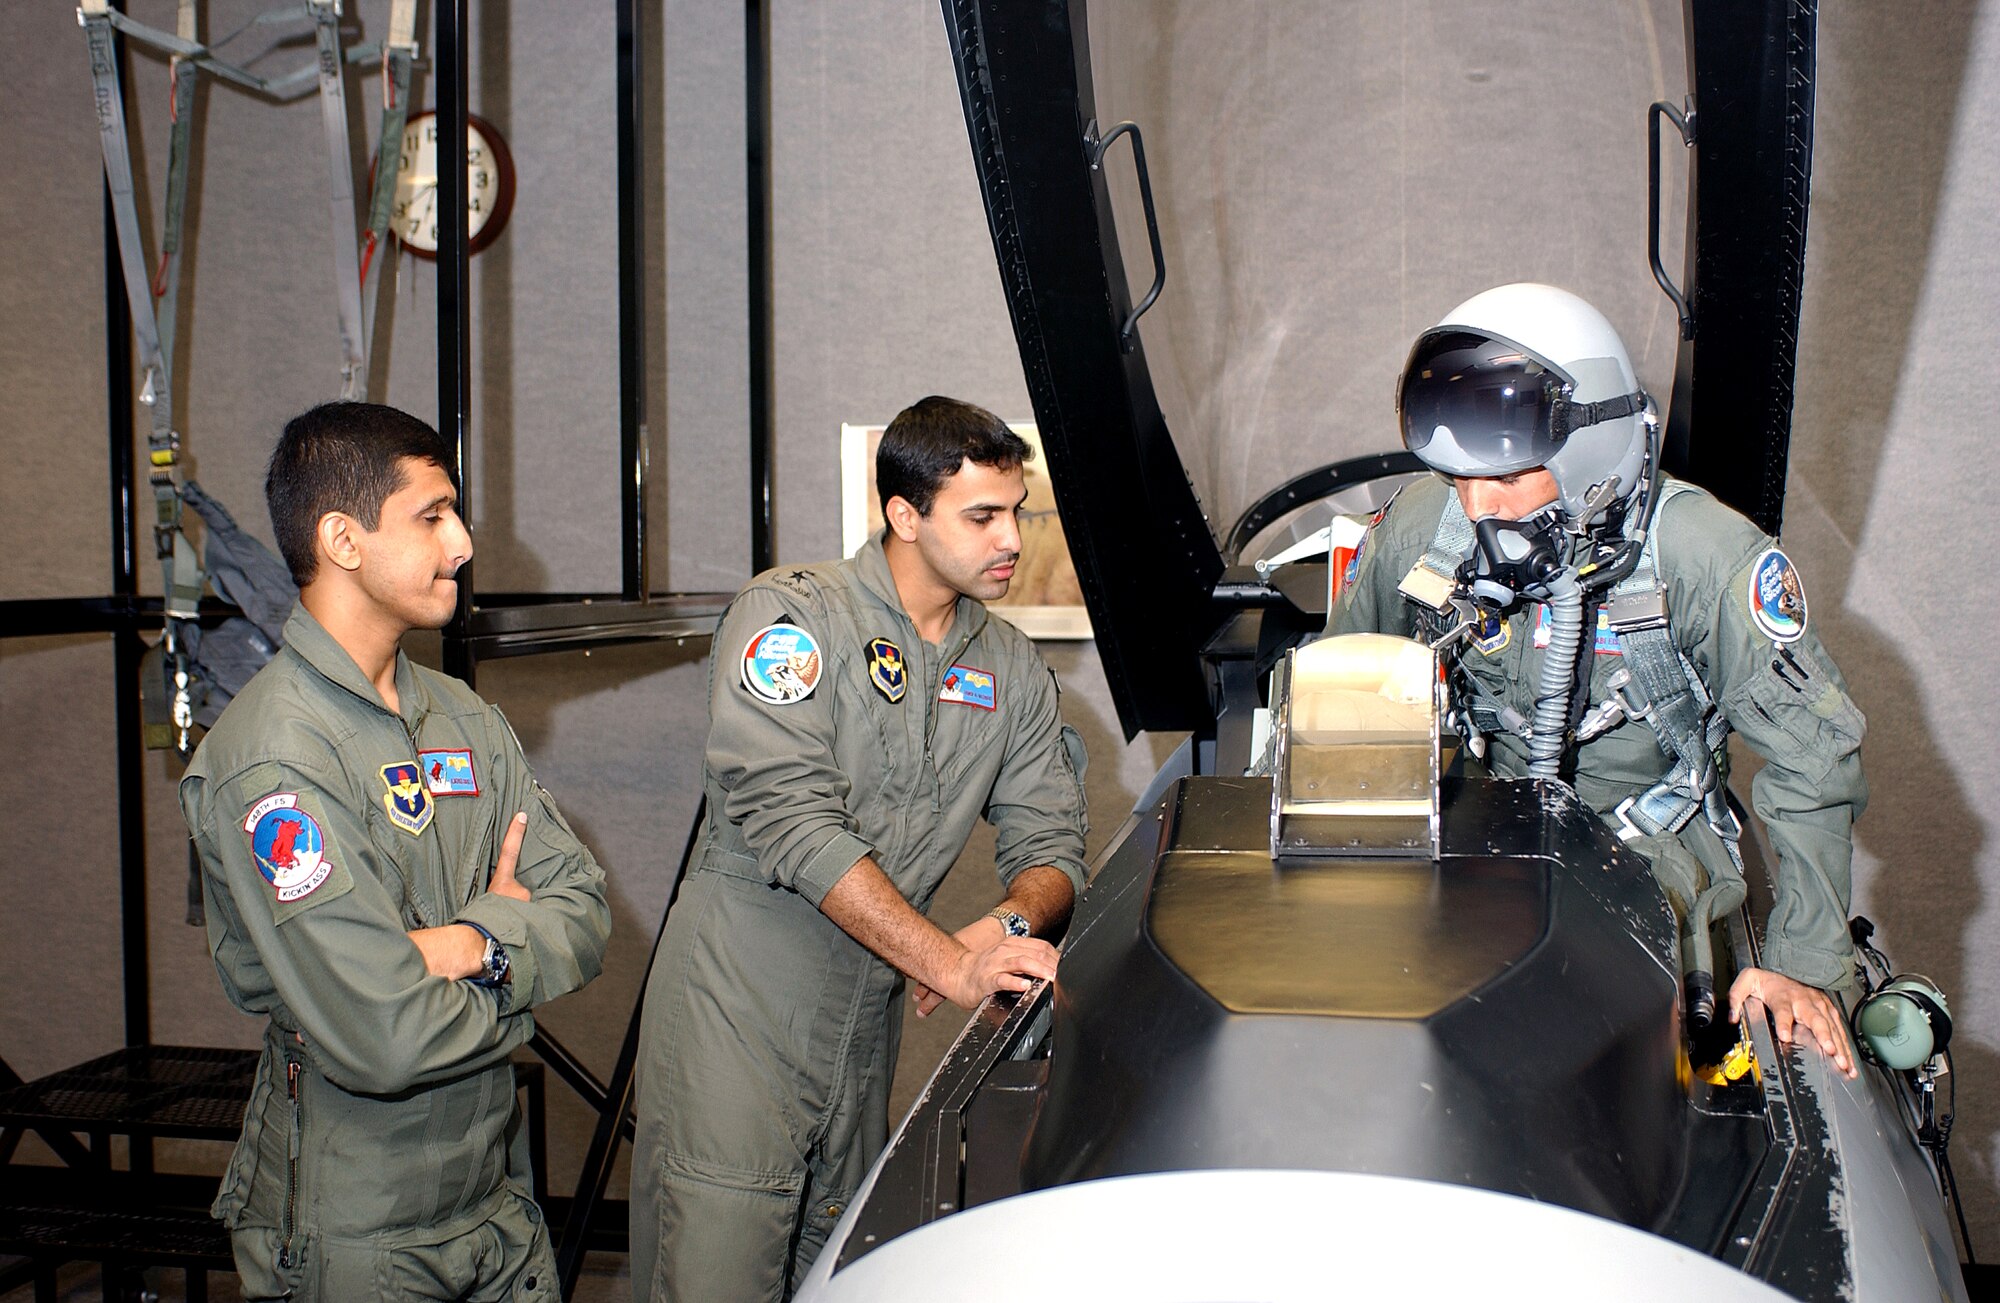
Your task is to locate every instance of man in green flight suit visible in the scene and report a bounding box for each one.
[180,402,612,1299]
[631,396,1091,1301]
[1333,284,1864,1074]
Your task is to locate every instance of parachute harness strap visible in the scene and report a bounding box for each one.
[82,0,206,753]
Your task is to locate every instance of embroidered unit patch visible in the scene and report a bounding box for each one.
[866,637,906,703]
[1474,610,1510,656]
[939,664,997,710]
[1747,547,1807,644]
[741,622,823,704]
[419,748,480,796]
[380,761,434,836]
[242,793,335,903]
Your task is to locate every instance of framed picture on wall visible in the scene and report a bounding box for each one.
[841,422,1092,641]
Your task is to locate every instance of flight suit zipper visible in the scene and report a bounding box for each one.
[924,628,977,813]
[280,1057,302,1270]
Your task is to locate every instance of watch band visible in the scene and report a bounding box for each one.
[459,920,510,988]
[988,907,1032,938]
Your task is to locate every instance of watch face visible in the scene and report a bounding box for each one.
[391,113,513,256]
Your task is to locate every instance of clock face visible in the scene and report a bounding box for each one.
[390,111,515,257]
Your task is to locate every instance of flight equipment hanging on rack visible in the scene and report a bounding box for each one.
[78,0,420,756]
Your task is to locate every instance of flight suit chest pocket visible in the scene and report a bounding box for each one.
[937,715,1008,790]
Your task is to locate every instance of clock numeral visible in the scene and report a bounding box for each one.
[399,151,412,172]
[469,147,484,164]
[470,197,483,213]
[474,170,490,188]
[428,221,438,242]
[424,122,437,142]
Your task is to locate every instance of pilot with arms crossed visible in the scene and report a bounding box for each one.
[1333,283,1863,1074]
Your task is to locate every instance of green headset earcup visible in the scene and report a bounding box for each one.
[1852,976,1951,1071]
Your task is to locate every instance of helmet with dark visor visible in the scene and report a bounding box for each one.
[1397,329,1644,477]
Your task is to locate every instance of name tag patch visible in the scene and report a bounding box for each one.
[742,623,823,705]
[420,748,481,796]
[243,793,335,902]
[939,664,997,710]
[380,761,434,836]
[1532,605,1623,656]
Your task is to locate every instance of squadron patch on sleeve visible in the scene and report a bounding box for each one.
[742,623,823,704]
[866,637,906,703]
[419,749,481,796]
[243,793,336,903]
[939,664,997,710]
[1748,547,1808,644]
[379,761,435,836]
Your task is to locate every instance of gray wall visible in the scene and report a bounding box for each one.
[3,0,1996,1266]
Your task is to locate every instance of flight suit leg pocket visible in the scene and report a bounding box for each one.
[653,1153,803,1303]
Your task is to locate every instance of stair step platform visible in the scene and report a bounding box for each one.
[0,1046,255,1142]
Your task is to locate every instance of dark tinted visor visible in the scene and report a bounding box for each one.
[1398,330,1575,471]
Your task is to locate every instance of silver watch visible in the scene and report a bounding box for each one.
[989,908,1032,938]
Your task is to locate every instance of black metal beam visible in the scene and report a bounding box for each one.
[941,0,1225,740]
[616,0,650,602]
[100,3,149,1052]
[745,0,775,575]
[437,0,476,686]
[1662,1,1817,538]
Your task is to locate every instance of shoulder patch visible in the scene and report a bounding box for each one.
[939,664,997,710]
[379,761,434,835]
[1747,547,1808,644]
[243,793,337,903]
[742,622,823,704]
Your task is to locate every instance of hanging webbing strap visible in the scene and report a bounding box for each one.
[83,0,207,755]
[358,0,419,357]
[308,0,367,399]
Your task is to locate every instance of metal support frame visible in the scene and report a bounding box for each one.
[746,0,775,575]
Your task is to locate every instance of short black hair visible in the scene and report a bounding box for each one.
[266,402,458,585]
[877,396,1033,518]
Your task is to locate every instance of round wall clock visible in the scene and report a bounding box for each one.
[389,110,516,258]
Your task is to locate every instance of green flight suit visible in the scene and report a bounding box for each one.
[1332,474,1867,989]
[179,605,612,1301]
[631,536,1089,1302]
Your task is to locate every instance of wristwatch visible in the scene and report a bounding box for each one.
[461,921,511,988]
[988,908,1032,938]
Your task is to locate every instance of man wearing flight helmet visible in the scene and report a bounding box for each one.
[1333,283,1864,1074]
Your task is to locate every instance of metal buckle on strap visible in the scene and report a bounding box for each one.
[1607,666,1651,722]
[1612,795,1648,843]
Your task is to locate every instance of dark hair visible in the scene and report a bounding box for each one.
[265,402,458,584]
[877,396,1033,518]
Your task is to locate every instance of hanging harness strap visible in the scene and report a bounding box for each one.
[83,0,209,756]
[358,0,420,338]
[307,0,367,398]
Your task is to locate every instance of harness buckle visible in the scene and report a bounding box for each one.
[1607,667,1651,722]
[1612,796,1649,843]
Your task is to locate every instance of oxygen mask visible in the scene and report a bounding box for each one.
[1460,510,1566,610]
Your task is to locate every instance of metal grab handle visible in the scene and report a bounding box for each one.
[1087,119,1166,352]
[1649,99,1696,340]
